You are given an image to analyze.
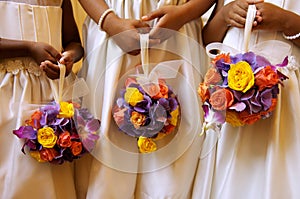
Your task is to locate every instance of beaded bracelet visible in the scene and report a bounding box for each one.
[98,8,114,31]
[282,32,300,40]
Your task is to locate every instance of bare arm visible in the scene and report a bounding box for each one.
[78,0,152,55]
[61,0,84,64]
[202,0,263,46]
[41,0,84,79]
[0,38,61,64]
[254,2,300,47]
[142,0,215,31]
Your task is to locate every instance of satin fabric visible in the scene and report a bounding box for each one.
[192,0,300,198]
[0,1,77,199]
[76,0,208,198]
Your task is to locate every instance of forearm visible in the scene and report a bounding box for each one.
[180,0,215,24]
[282,11,300,47]
[0,38,31,59]
[63,42,84,63]
[78,0,109,23]
[202,7,229,45]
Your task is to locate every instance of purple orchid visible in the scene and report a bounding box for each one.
[75,110,100,152]
[13,126,37,139]
[40,102,60,126]
[202,103,225,124]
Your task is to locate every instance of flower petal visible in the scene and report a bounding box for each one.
[13,126,36,139]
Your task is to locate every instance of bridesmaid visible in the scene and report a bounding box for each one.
[76,0,215,198]
[193,0,300,198]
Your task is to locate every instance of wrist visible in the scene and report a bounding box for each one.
[102,14,122,36]
[281,11,300,40]
[98,8,116,32]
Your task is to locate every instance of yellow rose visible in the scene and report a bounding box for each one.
[228,61,254,93]
[124,87,144,106]
[137,137,157,153]
[225,111,245,127]
[169,107,179,126]
[58,101,74,118]
[30,151,46,163]
[37,127,58,148]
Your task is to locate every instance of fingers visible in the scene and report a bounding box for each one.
[44,45,61,63]
[40,60,60,80]
[246,0,264,4]
[141,9,164,21]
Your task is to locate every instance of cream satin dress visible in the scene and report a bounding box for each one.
[193,0,300,198]
[0,1,76,198]
[77,0,208,198]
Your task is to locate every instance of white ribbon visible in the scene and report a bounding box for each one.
[205,5,292,65]
[50,63,89,103]
[58,62,66,102]
[243,4,256,52]
[135,33,183,97]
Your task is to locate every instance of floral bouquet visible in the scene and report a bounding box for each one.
[112,34,182,153]
[198,51,289,133]
[13,64,100,164]
[113,76,180,153]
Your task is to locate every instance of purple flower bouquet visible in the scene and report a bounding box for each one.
[13,101,100,164]
[112,77,180,153]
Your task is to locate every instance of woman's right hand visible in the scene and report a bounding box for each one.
[102,14,159,55]
[221,0,263,28]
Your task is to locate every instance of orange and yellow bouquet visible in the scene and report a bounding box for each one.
[198,52,288,132]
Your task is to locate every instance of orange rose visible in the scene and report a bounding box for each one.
[130,111,146,129]
[198,83,210,102]
[162,124,175,135]
[71,141,82,156]
[152,80,169,99]
[209,88,234,111]
[255,66,279,91]
[57,131,72,148]
[212,53,231,64]
[238,111,261,125]
[158,79,169,98]
[204,67,222,85]
[26,110,43,129]
[144,83,161,98]
[125,77,137,87]
[40,148,59,162]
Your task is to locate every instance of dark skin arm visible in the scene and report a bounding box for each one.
[142,0,215,41]
[41,0,84,79]
[254,2,300,47]
[202,0,262,46]
[0,38,61,64]
[0,0,83,80]
[78,0,152,55]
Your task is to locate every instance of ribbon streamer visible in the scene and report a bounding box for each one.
[135,33,183,97]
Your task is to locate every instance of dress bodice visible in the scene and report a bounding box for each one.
[0,0,63,51]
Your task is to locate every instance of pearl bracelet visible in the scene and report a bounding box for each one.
[98,8,114,31]
[282,32,300,40]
